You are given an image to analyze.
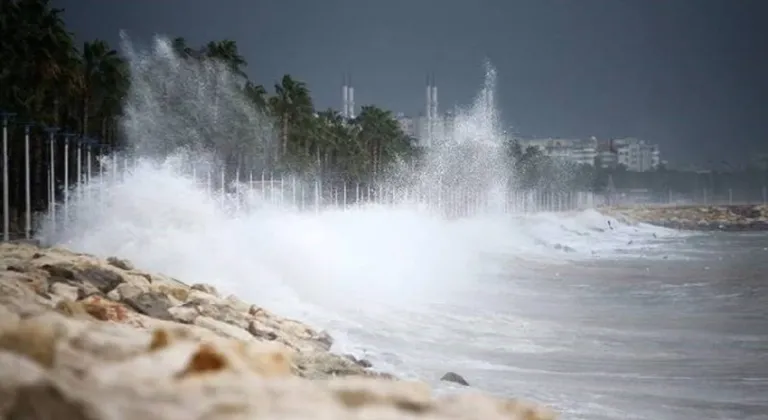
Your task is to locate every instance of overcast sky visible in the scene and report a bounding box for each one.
[53,0,768,167]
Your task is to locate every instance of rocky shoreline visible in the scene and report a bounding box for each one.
[604,204,768,231]
[0,242,556,419]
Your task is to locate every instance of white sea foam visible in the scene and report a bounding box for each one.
[34,34,710,419]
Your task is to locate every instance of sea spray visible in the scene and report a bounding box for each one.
[119,32,276,171]
[35,35,680,401]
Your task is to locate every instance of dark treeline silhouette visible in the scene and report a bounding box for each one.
[0,0,426,237]
[2,0,764,238]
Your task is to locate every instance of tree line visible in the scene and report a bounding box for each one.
[6,0,761,237]
[0,0,430,234]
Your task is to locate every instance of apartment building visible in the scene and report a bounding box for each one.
[598,137,660,172]
[519,137,598,166]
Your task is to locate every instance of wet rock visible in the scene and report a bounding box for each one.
[184,289,219,305]
[0,242,559,420]
[248,322,278,341]
[54,299,92,319]
[77,266,126,293]
[79,296,132,322]
[344,354,373,368]
[194,316,254,342]
[0,276,53,318]
[49,282,79,302]
[106,256,134,271]
[39,264,74,280]
[122,292,173,321]
[294,352,369,379]
[190,283,219,297]
[167,305,199,324]
[317,330,334,351]
[151,283,189,303]
[42,264,124,294]
[224,294,251,313]
[608,205,768,232]
[440,372,469,386]
[108,282,146,301]
[183,299,249,329]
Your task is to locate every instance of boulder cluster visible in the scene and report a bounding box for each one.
[606,204,768,231]
[0,241,556,420]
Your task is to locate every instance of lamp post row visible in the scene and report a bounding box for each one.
[0,110,106,241]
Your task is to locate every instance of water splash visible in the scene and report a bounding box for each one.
[35,36,684,417]
[401,61,511,212]
[119,32,276,172]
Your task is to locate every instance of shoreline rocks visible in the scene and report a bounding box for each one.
[441,372,470,386]
[0,242,556,419]
[604,204,768,232]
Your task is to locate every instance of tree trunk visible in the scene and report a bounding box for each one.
[281,114,288,158]
[101,116,108,146]
[81,95,89,137]
[53,97,60,126]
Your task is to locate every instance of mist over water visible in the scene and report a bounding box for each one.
[37,35,768,419]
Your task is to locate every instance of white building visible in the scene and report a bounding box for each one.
[519,137,598,166]
[596,148,618,169]
[609,137,660,172]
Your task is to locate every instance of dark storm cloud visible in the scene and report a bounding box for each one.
[53,0,768,166]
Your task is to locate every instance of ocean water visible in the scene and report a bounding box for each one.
[39,166,768,419]
[37,35,768,419]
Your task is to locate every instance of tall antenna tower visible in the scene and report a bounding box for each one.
[342,73,349,119]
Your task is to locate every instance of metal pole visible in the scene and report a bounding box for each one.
[0,112,15,241]
[63,134,71,222]
[355,182,360,205]
[112,153,118,183]
[270,173,275,205]
[314,179,320,213]
[88,142,94,182]
[235,168,241,212]
[98,145,105,206]
[76,138,82,186]
[260,171,265,202]
[24,124,31,239]
[45,127,59,227]
[343,181,347,210]
[220,167,225,203]
[86,141,92,202]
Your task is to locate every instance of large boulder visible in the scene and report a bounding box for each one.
[441,372,470,386]
[0,242,557,419]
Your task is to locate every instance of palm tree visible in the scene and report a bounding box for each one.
[171,37,195,59]
[203,39,247,79]
[314,109,345,174]
[268,74,313,164]
[0,0,78,123]
[353,105,408,179]
[243,80,267,110]
[78,40,123,137]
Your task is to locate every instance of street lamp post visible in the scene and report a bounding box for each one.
[44,126,59,233]
[62,133,76,222]
[23,123,32,239]
[0,111,16,241]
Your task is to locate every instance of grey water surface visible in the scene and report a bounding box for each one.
[461,232,768,419]
[327,231,767,419]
